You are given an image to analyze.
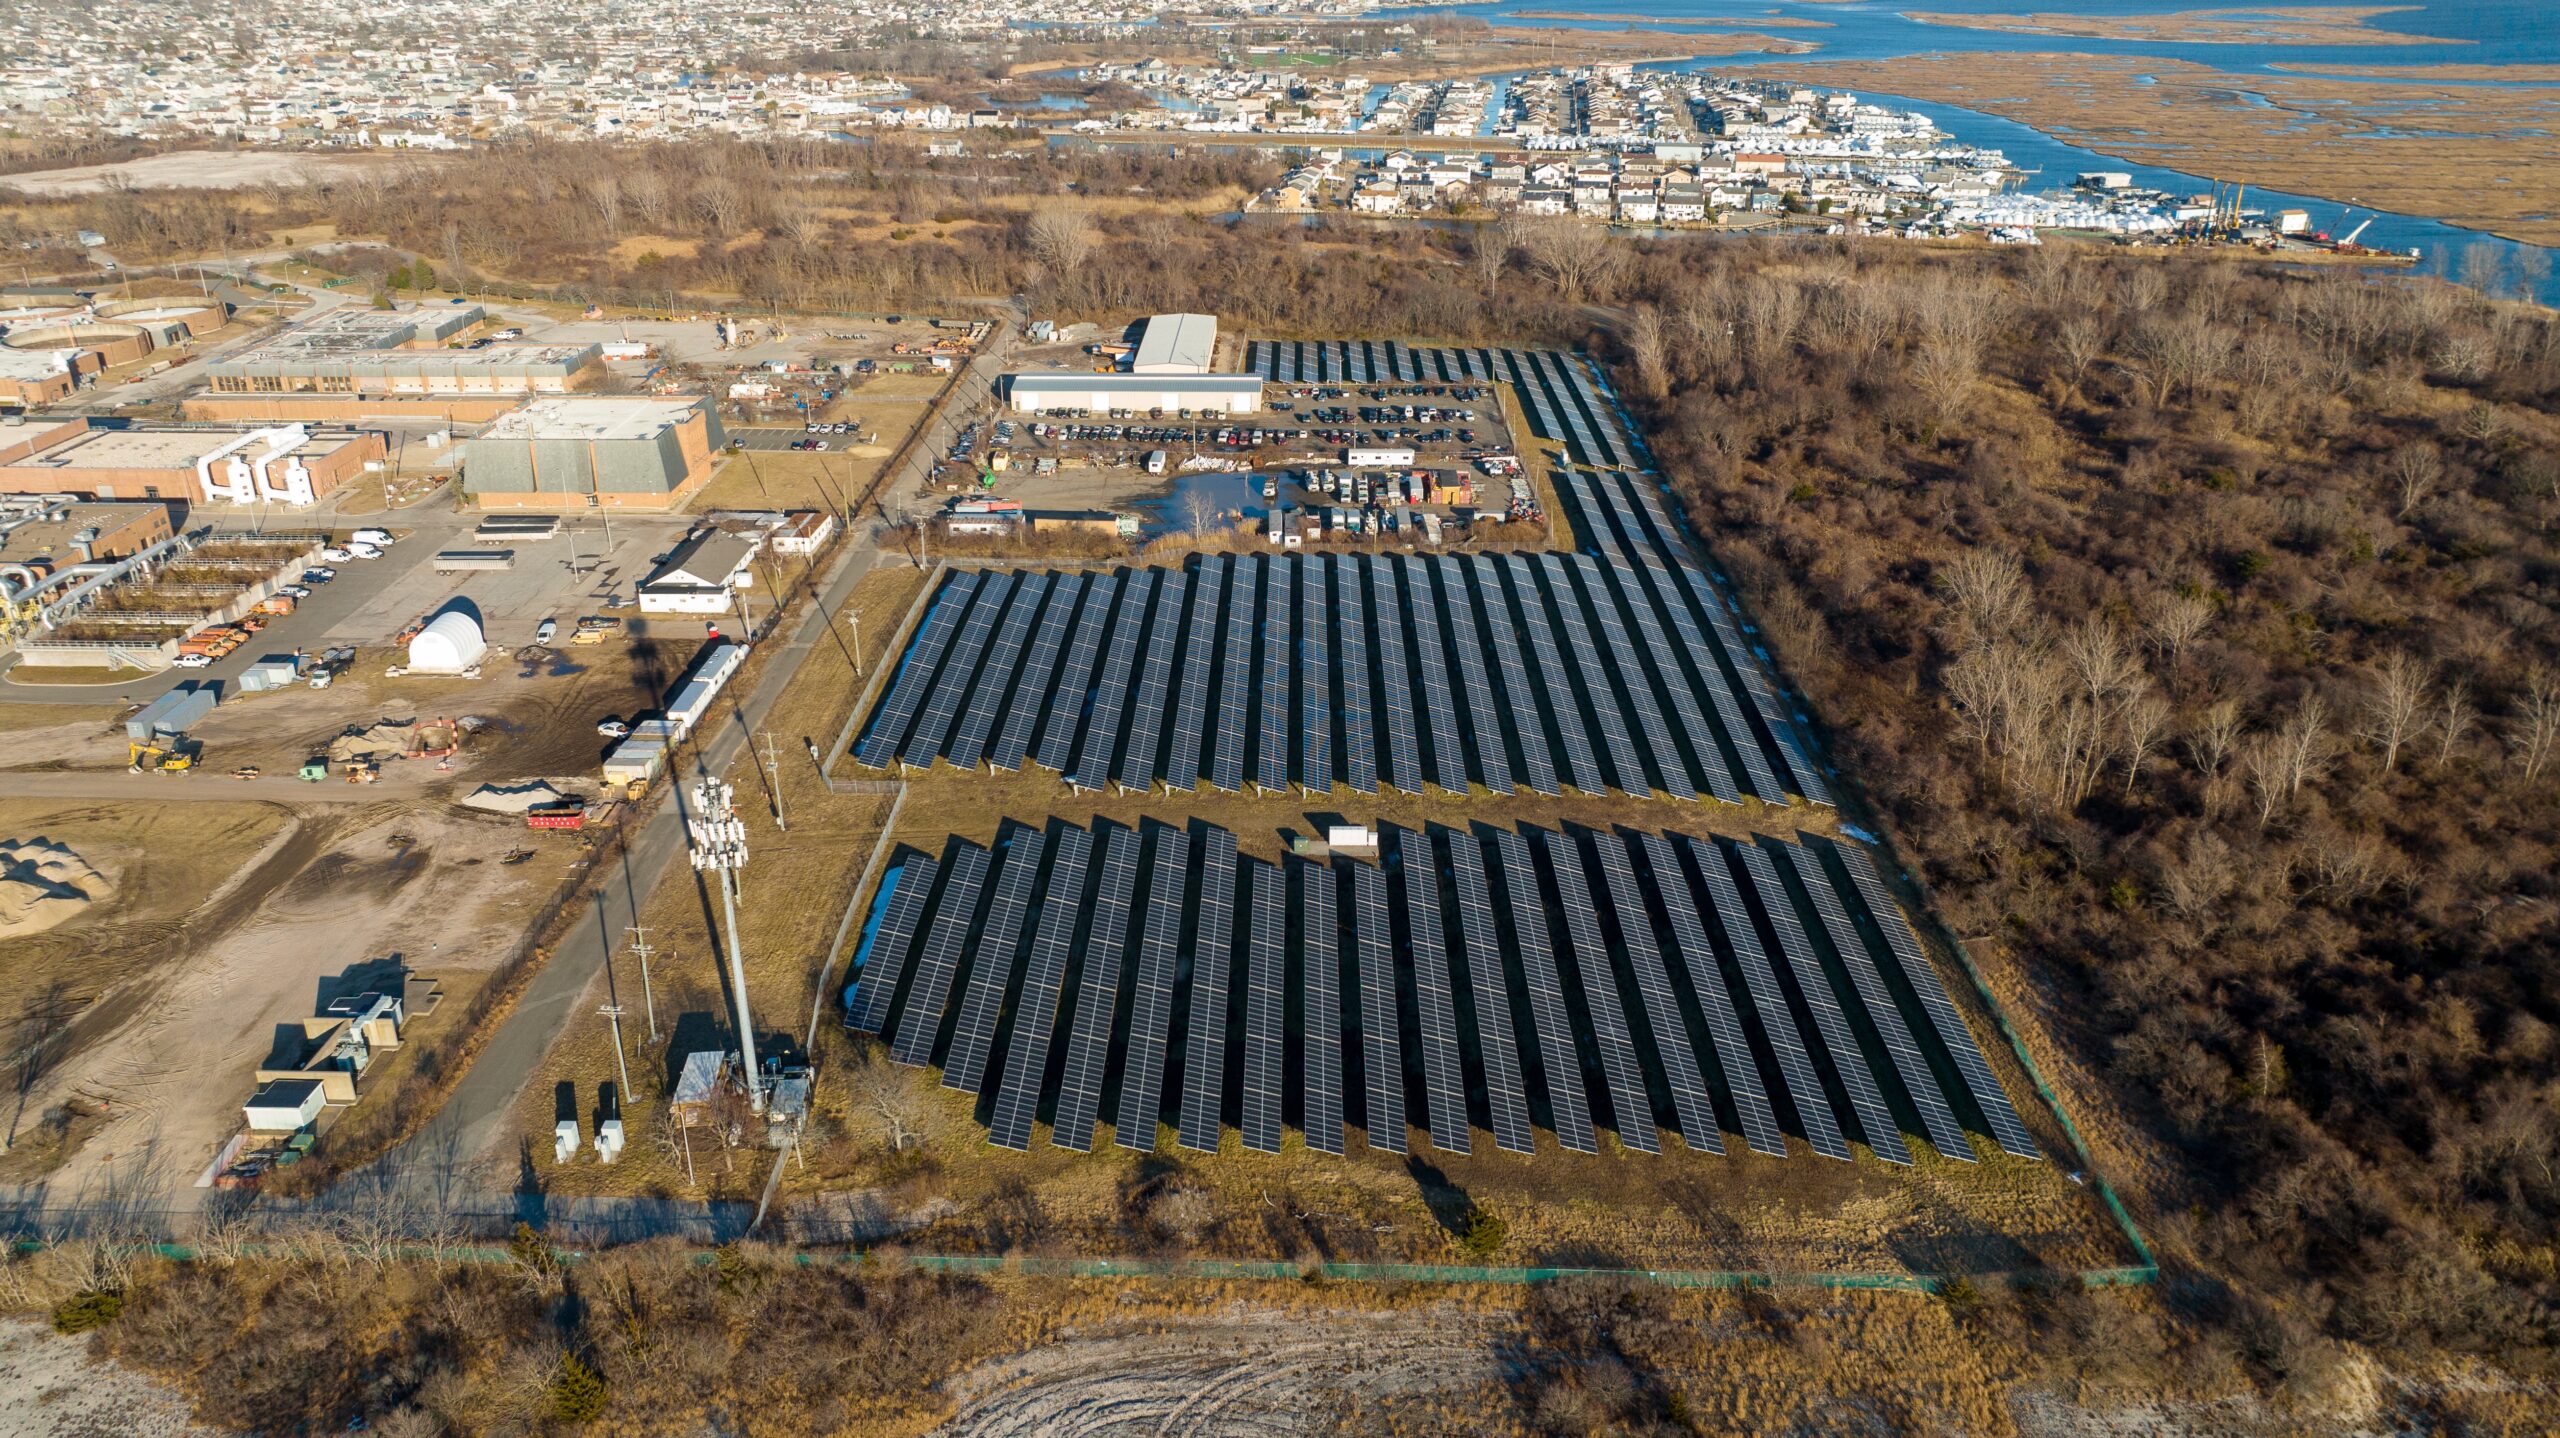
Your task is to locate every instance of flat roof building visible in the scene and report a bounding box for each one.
[1130,313,1219,374]
[0,497,175,571]
[0,418,384,506]
[204,305,602,398]
[0,346,80,409]
[1005,372,1263,416]
[461,395,727,512]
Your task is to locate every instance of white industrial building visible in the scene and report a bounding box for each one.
[1129,312,1218,374]
[1006,373,1264,416]
[637,529,758,613]
[407,607,488,673]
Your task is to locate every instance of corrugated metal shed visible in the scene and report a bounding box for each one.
[1131,313,1218,374]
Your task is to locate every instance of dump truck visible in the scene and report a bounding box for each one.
[526,802,587,831]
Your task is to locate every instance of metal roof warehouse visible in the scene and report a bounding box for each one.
[1005,373,1263,415]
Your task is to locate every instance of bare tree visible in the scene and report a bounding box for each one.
[2056,314,2108,393]
[1909,338,1980,430]
[692,176,746,237]
[2141,590,2214,663]
[2121,690,2173,797]
[1470,225,1512,294]
[1024,208,1097,275]
[2386,442,2445,517]
[2510,665,2560,781]
[1622,305,1669,402]
[2434,678,2474,768]
[2358,651,2431,773]
[2186,697,2246,780]
[2276,694,2335,800]
[1935,550,2030,651]
[1518,217,1620,303]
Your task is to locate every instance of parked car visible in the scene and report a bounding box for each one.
[303,567,336,582]
[172,652,214,668]
[535,618,558,645]
[346,543,383,560]
[596,719,630,738]
[320,546,354,562]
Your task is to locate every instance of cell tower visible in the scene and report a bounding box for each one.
[687,776,764,1113]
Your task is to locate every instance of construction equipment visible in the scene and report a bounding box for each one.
[298,758,329,782]
[129,739,197,774]
[231,765,261,780]
[344,760,379,784]
[2333,216,2376,255]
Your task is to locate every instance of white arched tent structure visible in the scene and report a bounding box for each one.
[407,608,486,673]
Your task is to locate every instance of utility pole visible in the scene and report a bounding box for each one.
[600,998,632,1105]
[687,777,763,1114]
[625,925,659,1044]
[757,729,787,831]
[847,609,863,676]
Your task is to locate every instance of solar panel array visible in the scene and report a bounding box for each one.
[851,820,2035,1164]
[853,549,1824,805]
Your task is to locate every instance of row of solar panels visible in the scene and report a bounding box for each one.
[849,547,1821,803]
[844,819,2039,1163]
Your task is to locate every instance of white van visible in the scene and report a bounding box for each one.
[351,528,394,547]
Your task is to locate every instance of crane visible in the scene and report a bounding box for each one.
[2335,216,2375,253]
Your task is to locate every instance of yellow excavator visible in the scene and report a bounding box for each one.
[128,738,198,774]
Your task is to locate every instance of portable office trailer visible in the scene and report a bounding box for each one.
[602,739,665,789]
[125,684,217,740]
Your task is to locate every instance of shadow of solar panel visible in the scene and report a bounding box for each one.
[1474,559,1560,797]
[1535,555,1647,797]
[846,853,937,1036]
[1052,825,1141,1152]
[1682,835,1846,1160]
[989,826,1091,1151]
[1566,555,1692,800]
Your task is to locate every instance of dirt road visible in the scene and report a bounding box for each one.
[0,771,411,805]
[933,1309,1508,1437]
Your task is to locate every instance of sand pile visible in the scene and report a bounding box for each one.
[0,838,115,938]
[328,719,417,763]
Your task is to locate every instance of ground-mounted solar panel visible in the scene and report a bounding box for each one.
[1494,829,1597,1153]
[1539,827,1659,1154]
[1166,557,1225,792]
[846,853,938,1035]
[1335,555,1380,795]
[1638,834,1786,1158]
[889,841,991,1068]
[1070,569,1153,791]
[1299,557,1334,793]
[1475,561,1561,797]
[1116,826,1192,1152]
[1587,551,1739,804]
[1258,558,1293,794]
[853,569,979,767]
[1052,825,1142,1152]
[1118,568,1186,793]
[1733,841,1910,1166]
[1320,341,1342,382]
[1527,351,1606,469]
[1449,834,1534,1154]
[1034,571,1122,774]
[1179,826,1241,1153]
[1300,859,1345,1155]
[941,823,1046,1094]
[989,573,1082,772]
[1504,557,1604,795]
[1347,340,1371,384]
[1619,548,1772,802]
[1498,351,1570,458]
[1682,835,1846,1160]
[1535,555,1648,798]
[1349,860,1407,1154]
[1432,558,1514,796]
[989,826,1092,1151]
[949,572,1047,771]
[1677,563,1834,807]
[1242,858,1286,1154]
[1210,558,1259,794]
[1780,840,1971,1163]
[1395,829,1471,1154]
[1370,560,1427,795]
[1387,340,1414,382]
[901,571,1014,768]
[1592,833,1721,1154]
[1565,556,1691,800]
[1172,555,1228,788]
[1398,562,1472,794]
[1829,839,2039,1160]
[1270,341,1292,384]
[1546,351,1631,470]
